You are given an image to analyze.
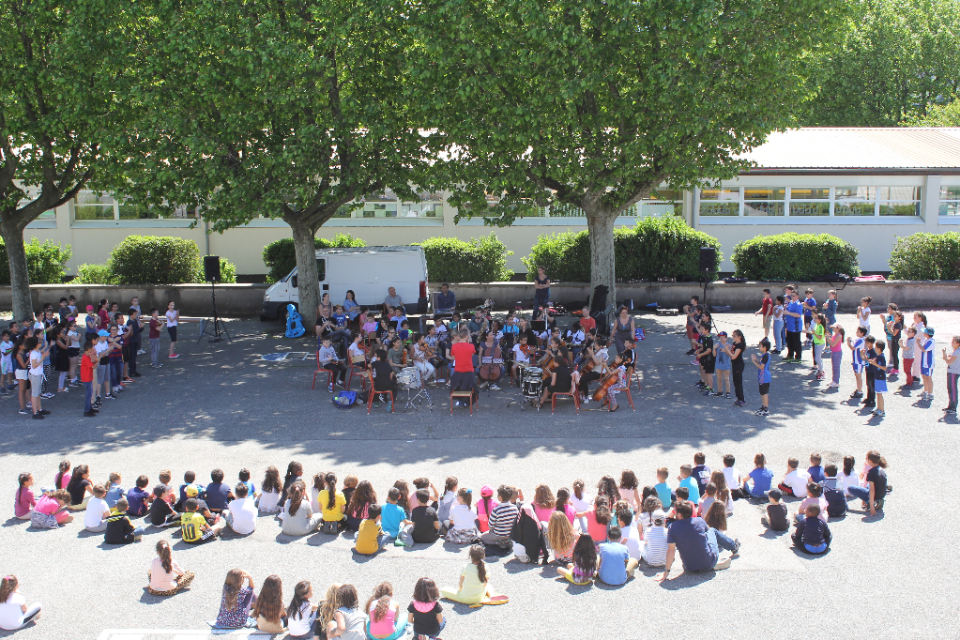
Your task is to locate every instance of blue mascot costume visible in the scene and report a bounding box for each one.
[285,304,305,338]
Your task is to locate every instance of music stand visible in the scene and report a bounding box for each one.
[197,281,232,344]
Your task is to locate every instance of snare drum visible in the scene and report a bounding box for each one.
[522,367,543,398]
[397,367,418,389]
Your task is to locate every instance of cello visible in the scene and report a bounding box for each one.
[592,355,623,402]
[478,338,504,382]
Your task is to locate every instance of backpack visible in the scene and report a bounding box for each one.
[321,520,339,535]
[332,390,357,409]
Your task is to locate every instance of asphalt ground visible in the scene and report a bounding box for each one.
[1,308,958,640]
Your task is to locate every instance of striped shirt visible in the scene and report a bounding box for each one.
[487,502,519,538]
[851,338,865,367]
[921,338,935,370]
[641,526,669,566]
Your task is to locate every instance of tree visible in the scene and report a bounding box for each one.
[902,97,960,126]
[411,0,843,303]
[0,0,122,320]
[113,0,427,320]
[804,0,960,126]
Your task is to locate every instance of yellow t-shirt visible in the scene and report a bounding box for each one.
[355,519,382,555]
[457,563,486,603]
[180,511,207,543]
[318,490,346,521]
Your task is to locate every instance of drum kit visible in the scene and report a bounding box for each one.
[518,364,544,411]
[398,366,432,412]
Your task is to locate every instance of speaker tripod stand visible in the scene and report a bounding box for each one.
[197,282,232,344]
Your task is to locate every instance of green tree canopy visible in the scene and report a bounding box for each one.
[113,0,430,318]
[902,97,960,126]
[805,0,960,126]
[411,0,843,301]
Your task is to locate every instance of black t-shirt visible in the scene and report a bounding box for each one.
[766,503,789,531]
[699,336,715,366]
[867,466,887,496]
[150,498,175,525]
[68,479,91,505]
[371,360,394,391]
[411,505,439,543]
[552,363,572,392]
[104,515,135,544]
[407,601,443,637]
[731,341,746,368]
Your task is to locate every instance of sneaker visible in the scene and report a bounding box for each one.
[18,409,29,415]
[725,393,731,399]
[57,388,69,394]
[83,411,97,417]
[734,400,746,407]
[710,391,723,397]
[582,397,591,405]
[732,539,741,555]
[685,349,695,356]
[478,381,488,390]
[40,392,55,399]
[137,349,146,355]
[490,384,502,391]
[875,410,885,417]
[873,499,884,511]
[695,381,705,388]
[770,349,781,354]
[169,354,179,359]
[945,408,957,414]
[826,382,839,388]
[889,368,899,375]
[122,377,134,383]
[0,388,6,395]
[850,391,863,398]
[32,413,44,420]
[756,407,769,417]
[701,387,713,395]
[105,393,117,400]
[690,359,699,365]
[39,409,50,415]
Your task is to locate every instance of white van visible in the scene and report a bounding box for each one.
[261,246,430,320]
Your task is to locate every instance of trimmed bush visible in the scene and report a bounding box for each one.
[193,257,238,284]
[108,236,200,284]
[521,217,722,281]
[417,233,514,283]
[262,233,366,283]
[73,263,117,285]
[0,237,72,285]
[889,231,960,280]
[732,233,861,280]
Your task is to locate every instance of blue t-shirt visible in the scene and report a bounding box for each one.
[332,313,348,328]
[204,482,232,511]
[666,517,717,572]
[380,502,406,537]
[242,480,256,496]
[126,486,151,516]
[807,465,825,484]
[654,482,672,509]
[824,299,837,324]
[692,465,711,495]
[872,352,887,380]
[104,484,125,508]
[803,297,816,319]
[785,301,803,332]
[597,541,631,585]
[921,339,935,370]
[748,467,774,496]
[758,353,771,384]
[852,337,865,367]
[679,477,701,505]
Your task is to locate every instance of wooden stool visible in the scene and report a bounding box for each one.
[450,390,477,415]
[368,390,395,414]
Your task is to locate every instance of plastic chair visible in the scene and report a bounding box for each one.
[311,353,335,390]
[451,390,477,415]
[367,389,395,414]
[346,355,369,391]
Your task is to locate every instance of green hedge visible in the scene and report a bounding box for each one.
[522,217,722,281]
[194,256,238,284]
[108,236,200,285]
[889,231,960,280]
[416,233,514,283]
[262,234,366,283]
[731,233,861,280]
[73,263,117,285]
[0,238,72,285]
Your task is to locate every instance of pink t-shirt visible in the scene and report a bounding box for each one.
[55,473,71,490]
[618,487,639,510]
[35,494,69,523]
[585,508,608,543]
[534,503,576,524]
[368,602,397,638]
[14,487,35,517]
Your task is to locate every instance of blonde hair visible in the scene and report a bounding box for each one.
[546,510,575,553]
[318,583,341,631]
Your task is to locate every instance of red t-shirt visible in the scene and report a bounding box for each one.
[149,319,161,339]
[98,309,110,330]
[580,316,596,333]
[80,353,96,382]
[450,342,476,373]
[761,297,774,316]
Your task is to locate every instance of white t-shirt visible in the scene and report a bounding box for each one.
[228,497,257,535]
[28,349,43,376]
[84,496,110,529]
[839,471,861,495]
[621,522,643,560]
[858,307,871,329]
[165,309,179,327]
[448,504,476,531]
[641,526,668,566]
[258,489,281,513]
[0,592,26,630]
[784,469,811,498]
[722,466,742,490]
[95,341,109,359]
[148,556,184,591]
[348,343,365,359]
[570,492,592,514]
[287,600,316,637]
[511,344,529,364]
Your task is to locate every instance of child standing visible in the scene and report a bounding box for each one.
[801,288,817,346]
[943,335,960,414]
[920,327,936,400]
[771,296,785,354]
[822,289,838,328]
[754,288,773,340]
[857,296,873,333]
[80,341,97,417]
[825,324,844,390]
[165,301,180,359]
[808,313,826,381]
[0,330,12,395]
[847,327,867,399]
[750,338,772,417]
[868,341,888,417]
[712,332,732,399]
[900,326,917,388]
[148,308,165,368]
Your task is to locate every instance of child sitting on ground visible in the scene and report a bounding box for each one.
[126,475,153,517]
[795,483,829,524]
[677,465,701,505]
[13,473,35,521]
[445,488,480,544]
[407,578,445,640]
[104,498,143,544]
[104,472,125,509]
[821,465,848,517]
[698,483,717,517]
[807,453,824,485]
[653,467,672,510]
[792,505,831,554]
[441,544,505,605]
[149,485,179,527]
[557,535,599,584]
[181,498,223,544]
[355,504,387,555]
[411,489,440,544]
[641,513,669,566]
[176,471,203,511]
[83,484,111,532]
[380,487,413,547]
[762,489,789,532]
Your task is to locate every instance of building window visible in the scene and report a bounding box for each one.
[700,185,922,218]
[74,192,117,220]
[877,187,921,216]
[699,188,740,216]
[941,186,960,216]
[743,188,786,217]
[788,188,830,216]
[74,191,199,220]
[834,187,875,216]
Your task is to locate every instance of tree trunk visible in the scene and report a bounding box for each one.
[289,220,321,325]
[583,207,618,317]
[0,217,33,321]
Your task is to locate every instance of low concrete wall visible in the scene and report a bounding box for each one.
[0,284,269,318]
[2,280,957,318]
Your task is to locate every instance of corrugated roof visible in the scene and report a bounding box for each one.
[741,127,960,170]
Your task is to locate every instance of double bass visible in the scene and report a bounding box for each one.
[478,339,504,382]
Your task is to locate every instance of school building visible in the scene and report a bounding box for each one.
[22,127,960,278]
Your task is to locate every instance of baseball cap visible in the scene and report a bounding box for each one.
[480,485,493,498]
[718,331,728,337]
[653,514,666,526]
[924,326,935,336]
[97,330,109,337]
[185,485,199,498]
[86,305,94,312]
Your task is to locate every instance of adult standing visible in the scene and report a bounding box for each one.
[783,291,804,363]
[611,306,636,355]
[532,267,550,316]
[435,283,457,315]
[656,500,735,582]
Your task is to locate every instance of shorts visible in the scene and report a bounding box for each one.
[29,374,43,397]
[167,326,178,342]
[686,324,698,340]
[15,369,28,381]
[763,315,772,329]
[67,347,80,357]
[874,379,888,393]
[183,528,218,544]
[702,362,715,375]
[852,363,864,374]
[1,361,10,375]
[758,382,770,395]
[921,366,933,377]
